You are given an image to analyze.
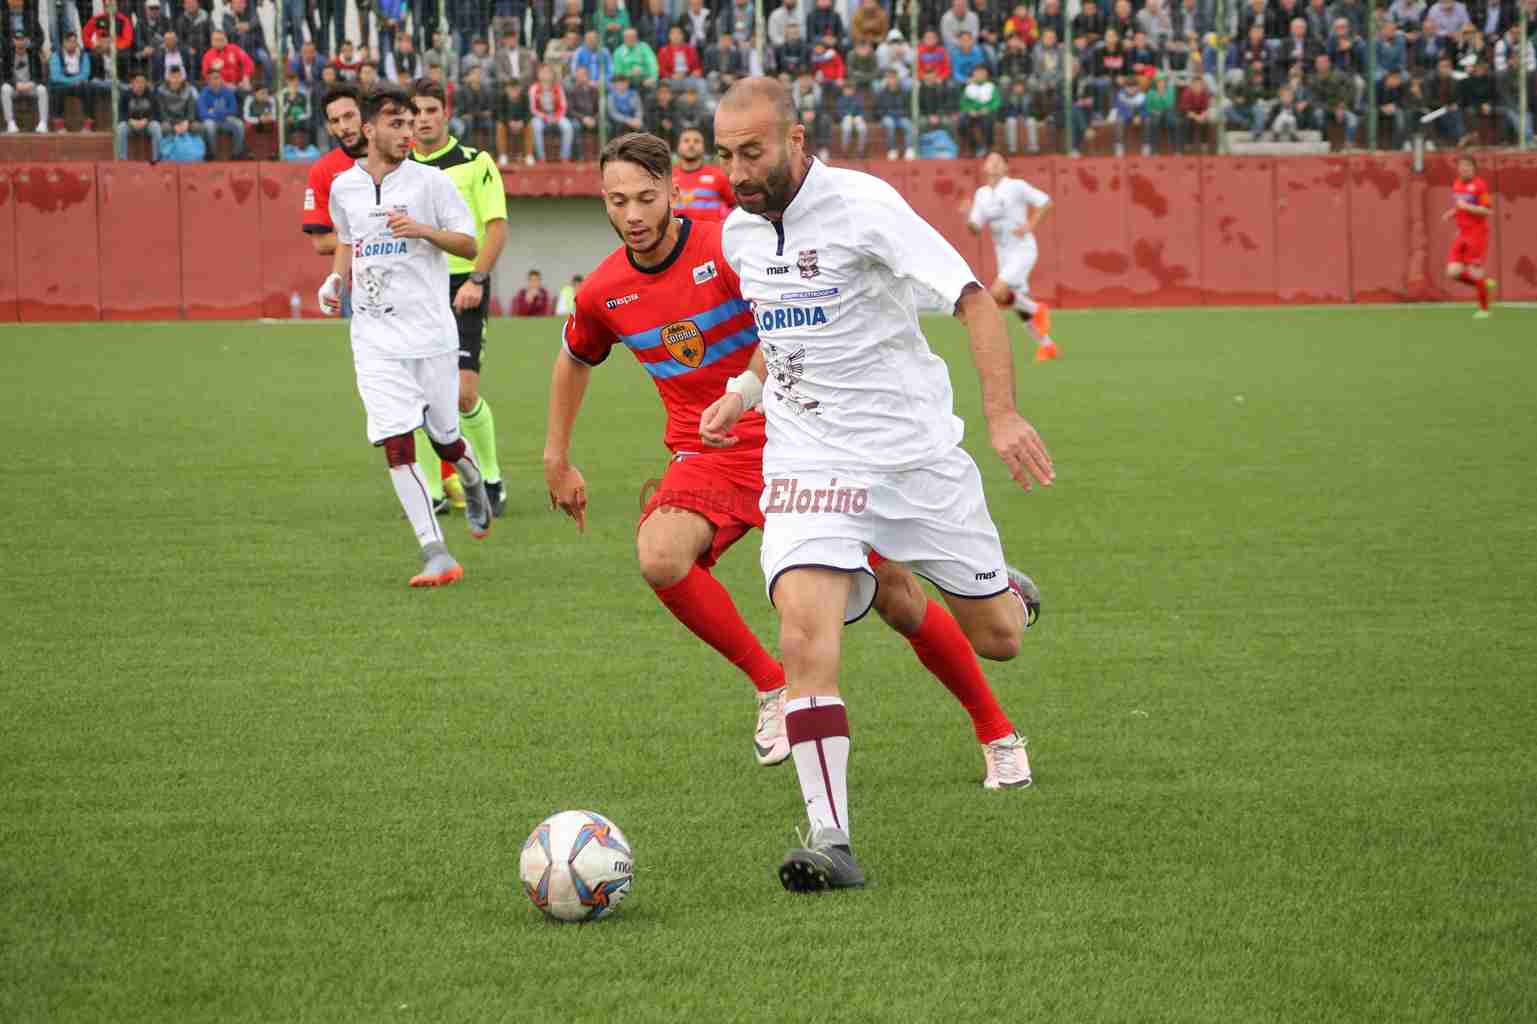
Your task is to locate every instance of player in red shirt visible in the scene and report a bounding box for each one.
[671,127,734,222]
[300,83,366,252]
[1443,155,1497,319]
[545,132,1031,778]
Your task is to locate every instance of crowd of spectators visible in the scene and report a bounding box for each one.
[2,0,1533,162]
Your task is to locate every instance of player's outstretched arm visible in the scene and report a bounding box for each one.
[955,285,1055,491]
[544,350,592,531]
[700,347,766,448]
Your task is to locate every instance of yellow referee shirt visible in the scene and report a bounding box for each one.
[410,137,508,276]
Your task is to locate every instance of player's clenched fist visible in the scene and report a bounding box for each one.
[318,273,344,316]
[545,458,588,532]
[699,393,745,448]
[386,212,431,239]
[987,411,1055,491]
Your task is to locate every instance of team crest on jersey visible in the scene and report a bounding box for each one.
[661,320,706,368]
[355,265,396,317]
[797,249,820,279]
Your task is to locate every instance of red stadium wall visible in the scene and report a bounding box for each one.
[0,153,1533,323]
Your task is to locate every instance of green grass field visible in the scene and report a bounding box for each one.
[3,307,1535,1022]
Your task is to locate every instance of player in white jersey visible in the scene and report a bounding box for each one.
[318,83,494,588]
[701,79,1056,893]
[968,152,1059,362]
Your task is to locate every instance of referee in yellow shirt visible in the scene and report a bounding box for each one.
[409,79,511,516]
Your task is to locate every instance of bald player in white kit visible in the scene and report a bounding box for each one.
[968,152,1059,362]
[701,78,1056,893]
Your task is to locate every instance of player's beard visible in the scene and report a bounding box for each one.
[616,204,675,259]
[340,133,368,158]
[737,152,797,217]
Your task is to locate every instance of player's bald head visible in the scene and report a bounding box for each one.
[715,76,810,217]
[717,76,797,135]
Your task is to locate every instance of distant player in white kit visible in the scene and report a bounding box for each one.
[318,83,495,587]
[968,152,1059,362]
[702,79,1056,892]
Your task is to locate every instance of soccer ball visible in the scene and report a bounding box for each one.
[519,810,634,922]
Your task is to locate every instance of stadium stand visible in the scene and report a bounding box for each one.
[0,0,1531,163]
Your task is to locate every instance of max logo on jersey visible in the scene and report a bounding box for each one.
[692,260,717,285]
[661,320,707,368]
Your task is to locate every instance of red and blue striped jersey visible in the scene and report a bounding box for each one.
[562,217,766,455]
[1451,176,1491,237]
[674,164,735,222]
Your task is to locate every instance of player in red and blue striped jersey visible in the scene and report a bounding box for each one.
[545,132,1030,776]
[672,127,735,222]
[1443,155,1496,320]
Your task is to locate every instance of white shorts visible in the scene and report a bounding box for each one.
[760,446,1010,624]
[996,237,1039,295]
[354,352,461,446]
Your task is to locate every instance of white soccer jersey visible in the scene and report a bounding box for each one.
[329,159,476,361]
[721,159,980,476]
[968,176,1051,262]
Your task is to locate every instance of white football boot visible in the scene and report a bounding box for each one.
[982,732,1033,790]
[753,686,790,766]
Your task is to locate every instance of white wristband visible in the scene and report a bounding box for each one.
[725,370,763,412]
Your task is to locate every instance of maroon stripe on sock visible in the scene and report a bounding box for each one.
[786,704,849,744]
[814,738,842,830]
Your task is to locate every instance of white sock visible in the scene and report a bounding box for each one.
[1014,292,1039,316]
[390,464,443,547]
[785,695,851,839]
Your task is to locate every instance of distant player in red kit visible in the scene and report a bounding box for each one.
[671,127,734,222]
[301,83,366,259]
[1444,155,1496,320]
[544,132,1036,787]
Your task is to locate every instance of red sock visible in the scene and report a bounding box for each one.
[441,459,455,481]
[906,600,1013,743]
[654,566,785,693]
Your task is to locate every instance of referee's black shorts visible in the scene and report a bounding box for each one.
[449,272,490,373]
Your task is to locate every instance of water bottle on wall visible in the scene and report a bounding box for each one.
[290,292,302,319]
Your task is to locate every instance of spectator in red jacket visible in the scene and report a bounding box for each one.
[83,0,133,53]
[917,29,951,80]
[811,33,846,82]
[657,25,706,96]
[658,26,701,78]
[201,29,253,89]
[528,64,572,161]
[1177,72,1214,151]
[512,270,551,316]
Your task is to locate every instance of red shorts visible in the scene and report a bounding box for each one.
[638,448,766,568]
[1449,232,1489,266]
